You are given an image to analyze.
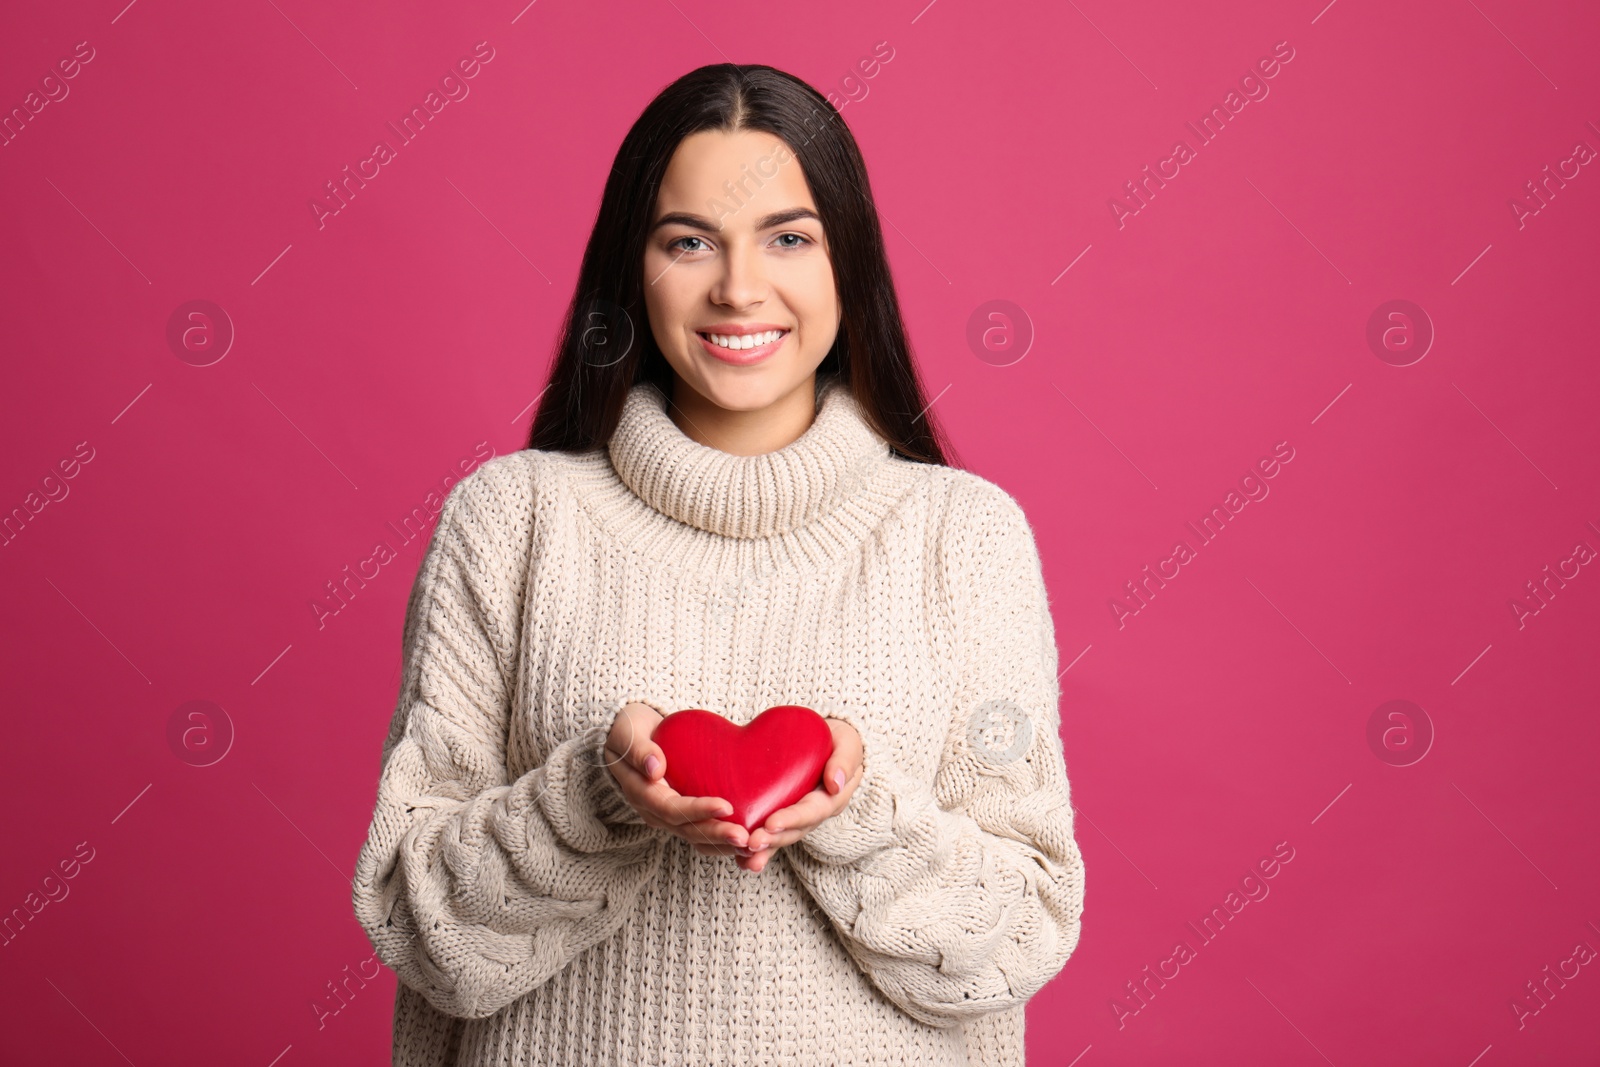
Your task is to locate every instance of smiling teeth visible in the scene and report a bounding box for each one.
[702,329,785,350]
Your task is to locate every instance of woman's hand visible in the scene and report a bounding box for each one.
[603,702,750,852]
[705,717,865,874]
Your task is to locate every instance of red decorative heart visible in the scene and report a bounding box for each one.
[651,705,835,832]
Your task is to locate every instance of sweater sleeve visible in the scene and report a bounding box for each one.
[782,481,1086,1029]
[350,465,666,1021]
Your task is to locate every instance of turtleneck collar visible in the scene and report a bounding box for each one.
[607,376,892,539]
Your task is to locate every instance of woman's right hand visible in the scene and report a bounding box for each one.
[603,703,750,852]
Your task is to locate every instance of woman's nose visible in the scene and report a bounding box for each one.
[712,245,767,307]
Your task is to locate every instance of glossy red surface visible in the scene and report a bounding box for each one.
[651,705,835,832]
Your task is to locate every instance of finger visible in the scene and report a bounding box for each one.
[609,758,733,826]
[604,723,666,785]
[608,751,732,825]
[760,788,838,836]
[733,838,774,858]
[636,804,735,839]
[739,848,775,873]
[833,757,864,795]
[674,816,748,849]
[606,752,667,812]
[653,791,736,828]
[638,740,666,783]
[822,760,853,796]
[744,820,807,854]
[748,780,857,851]
[746,825,806,852]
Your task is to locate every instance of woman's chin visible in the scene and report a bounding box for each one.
[677,359,818,413]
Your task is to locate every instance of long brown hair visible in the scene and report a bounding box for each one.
[525,63,955,467]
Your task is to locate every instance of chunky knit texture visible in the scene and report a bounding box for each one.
[351,375,1086,1066]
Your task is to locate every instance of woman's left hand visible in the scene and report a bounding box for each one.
[691,717,864,873]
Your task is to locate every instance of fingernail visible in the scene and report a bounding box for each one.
[644,754,661,777]
[833,768,846,790]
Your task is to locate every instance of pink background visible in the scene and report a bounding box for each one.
[3,0,1598,1063]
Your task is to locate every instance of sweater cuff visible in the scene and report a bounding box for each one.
[580,724,639,828]
[801,706,917,867]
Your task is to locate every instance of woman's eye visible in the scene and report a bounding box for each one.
[667,233,811,253]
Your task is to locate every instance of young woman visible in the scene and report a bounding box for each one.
[352,63,1085,1066]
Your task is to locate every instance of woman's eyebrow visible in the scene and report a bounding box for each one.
[650,207,821,233]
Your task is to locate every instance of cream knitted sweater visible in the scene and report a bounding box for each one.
[351,376,1085,1066]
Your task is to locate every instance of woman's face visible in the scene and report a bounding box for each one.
[642,127,841,413]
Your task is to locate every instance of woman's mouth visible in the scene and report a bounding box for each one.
[696,328,789,365]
